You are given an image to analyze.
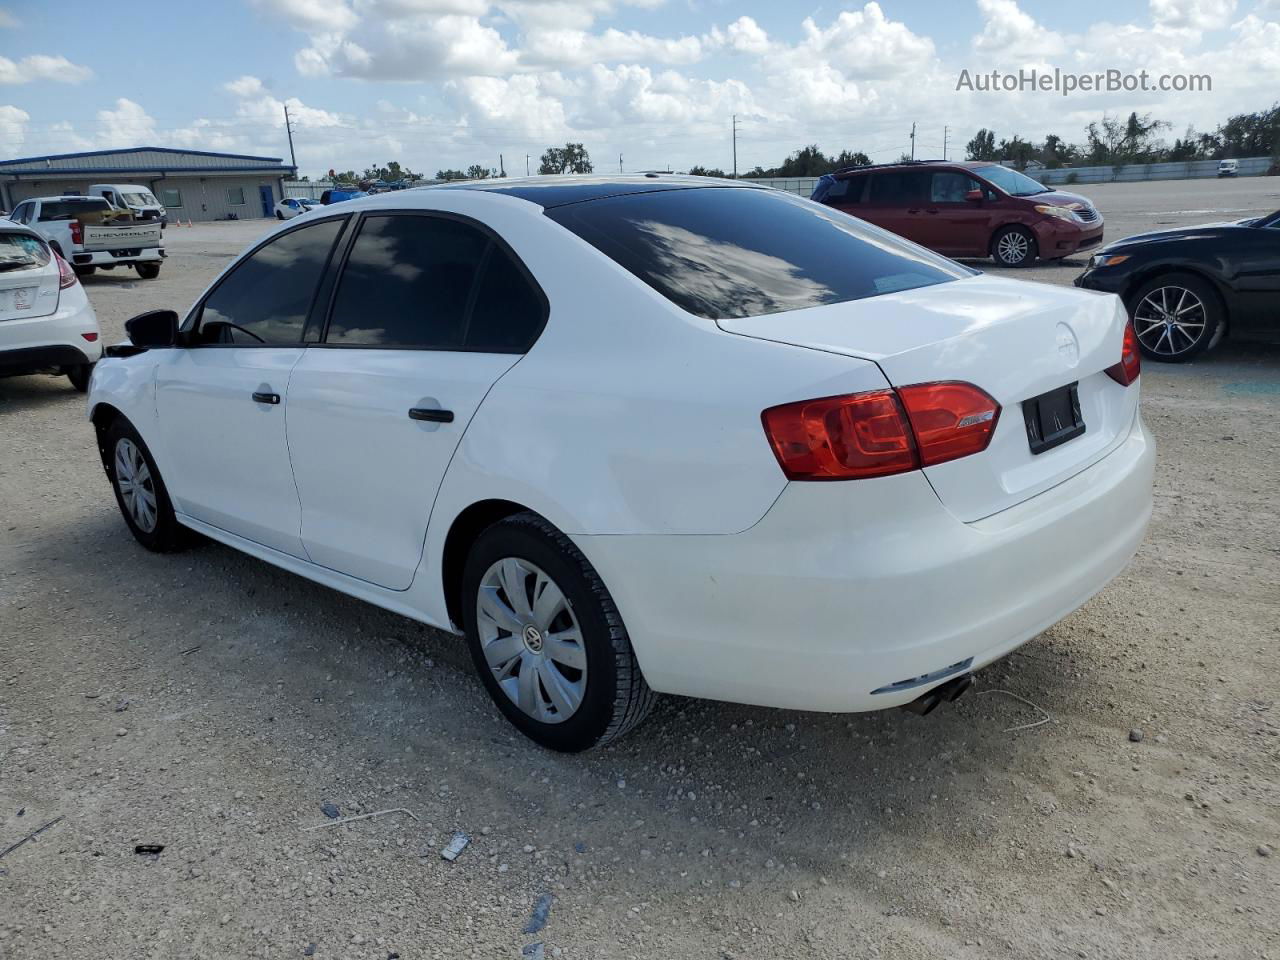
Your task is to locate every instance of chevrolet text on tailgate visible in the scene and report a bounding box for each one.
[86,176,1154,752]
[7,195,165,280]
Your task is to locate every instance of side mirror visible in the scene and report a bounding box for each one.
[965,189,984,202]
[126,309,180,348]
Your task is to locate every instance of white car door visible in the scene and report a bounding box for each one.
[155,215,350,557]
[285,211,547,590]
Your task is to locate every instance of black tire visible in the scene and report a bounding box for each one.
[461,512,657,752]
[276,211,285,220]
[1128,272,1223,363]
[66,362,94,392]
[72,264,96,277]
[136,262,161,280]
[991,225,1037,267]
[104,417,190,552]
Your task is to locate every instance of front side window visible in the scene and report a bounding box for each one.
[326,214,545,352]
[931,172,979,203]
[195,217,346,345]
[546,187,971,320]
[10,203,32,223]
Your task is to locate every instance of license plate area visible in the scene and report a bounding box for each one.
[1022,382,1085,455]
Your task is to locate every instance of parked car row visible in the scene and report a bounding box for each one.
[85,177,1153,751]
[5,195,164,279]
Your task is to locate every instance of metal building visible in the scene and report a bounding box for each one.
[0,147,297,221]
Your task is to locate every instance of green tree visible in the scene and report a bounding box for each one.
[998,135,1037,169]
[1085,112,1168,165]
[539,143,593,174]
[832,149,870,169]
[687,165,728,177]
[965,129,998,161]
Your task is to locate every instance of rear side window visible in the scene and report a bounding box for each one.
[546,187,970,320]
[0,232,51,271]
[326,214,545,352]
[868,171,929,205]
[196,217,346,345]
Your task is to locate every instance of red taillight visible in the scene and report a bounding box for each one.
[69,220,83,245]
[761,390,918,480]
[81,332,99,342]
[55,252,77,289]
[1105,321,1141,386]
[762,381,1000,481]
[897,381,1001,467]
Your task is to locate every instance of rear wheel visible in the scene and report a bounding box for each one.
[136,262,161,280]
[462,513,656,752]
[1129,272,1222,362]
[66,363,94,392]
[991,226,1037,267]
[105,418,189,552]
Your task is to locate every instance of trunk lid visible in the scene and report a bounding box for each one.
[82,220,162,253]
[718,274,1138,521]
[0,232,60,321]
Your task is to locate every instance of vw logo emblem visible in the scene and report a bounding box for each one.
[522,624,544,653]
[1055,322,1079,366]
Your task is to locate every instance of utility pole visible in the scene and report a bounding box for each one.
[943,125,949,161]
[910,121,916,161]
[732,114,740,178]
[283,104,297,172]
[619,153,623,173]
[499,153,504,177]
[525,154,530,176]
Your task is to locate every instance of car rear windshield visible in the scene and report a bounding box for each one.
[544,187,971,320]
[0,232,50,271]
[37,199,111,220]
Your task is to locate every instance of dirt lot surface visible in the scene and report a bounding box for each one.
[2,178,1278,960]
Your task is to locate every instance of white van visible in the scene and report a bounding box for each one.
[1217,159,1239,178]
[87,184,167,224]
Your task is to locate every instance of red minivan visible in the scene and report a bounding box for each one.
[811,161,1104,267]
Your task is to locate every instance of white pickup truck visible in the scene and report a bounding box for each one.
[6,195,164,279]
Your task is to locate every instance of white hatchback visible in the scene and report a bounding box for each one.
[0,221,101,391]
[87,177,1154,751]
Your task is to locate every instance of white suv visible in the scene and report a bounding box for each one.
[0,220,102,391]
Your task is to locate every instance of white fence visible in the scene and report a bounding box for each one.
[1030,156,1274,185]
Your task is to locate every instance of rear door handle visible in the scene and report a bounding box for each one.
[252,391,280,405]
[408,407,454,423]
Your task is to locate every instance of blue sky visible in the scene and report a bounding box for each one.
[1,0,1276,176]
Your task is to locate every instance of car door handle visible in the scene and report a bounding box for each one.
[252,391,281,405]
[926,207,939,214]
[906,207,921,214]
[408,407,454,423]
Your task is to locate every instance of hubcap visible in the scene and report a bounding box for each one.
[114,438,158,533]
[1134,285,1206,356]
[476,558,587,724]
[997,231,1030,263]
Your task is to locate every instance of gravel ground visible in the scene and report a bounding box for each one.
[2,178,1278,960]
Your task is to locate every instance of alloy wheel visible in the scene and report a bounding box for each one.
[114,438,158,533]
[1133,285,1206,357]
[476,557,588,724]
[996,231,1030,265]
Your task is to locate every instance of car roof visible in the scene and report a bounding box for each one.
[433,174,769,209]
[833,160,999,178]
[25,195,110,203]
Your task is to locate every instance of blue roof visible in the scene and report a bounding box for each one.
[0,145,289,166]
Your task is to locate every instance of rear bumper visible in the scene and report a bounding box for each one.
[0,285,102,372]
[575,410,1154,712]
[72,247,164,266]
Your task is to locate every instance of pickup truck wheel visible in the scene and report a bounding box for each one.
[462,512,657,752]
[67,363,94,392]
[72,264,96,277]
[136,263,161,280]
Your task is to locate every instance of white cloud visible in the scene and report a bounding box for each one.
[972,0,1067,57]
[0,54,92,85]
[0,103,29,154]
[1149,0,1238,29]
[522,27,705,68]
[0,8,18,28]
[723,16,769,55]
[96,98,157,146]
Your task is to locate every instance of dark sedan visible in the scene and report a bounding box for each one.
[1075,208,1280,361]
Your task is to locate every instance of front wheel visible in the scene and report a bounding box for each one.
[136,262,161,280]
[105,418,189,552]
[462,513,657,752]
[991,226,1037,267]
[276,211,285,220]
[1129,272,1223,362]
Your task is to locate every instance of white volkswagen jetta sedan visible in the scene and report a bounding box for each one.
[87,177,1153,751]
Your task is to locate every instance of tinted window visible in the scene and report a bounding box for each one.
[931,172,978,203]
[972,164,1049,197]
[868,171,929,205]
[468,246,546,352]
[38,199,111,220]
[327,215,489,348]
[197,217,345,345]
[546,187,970,320]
